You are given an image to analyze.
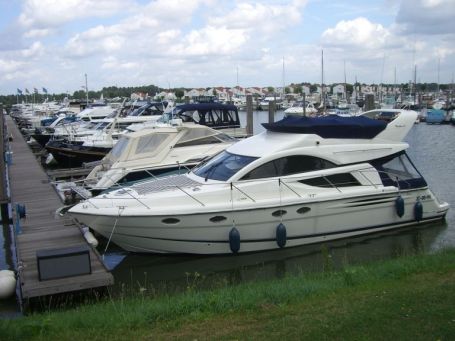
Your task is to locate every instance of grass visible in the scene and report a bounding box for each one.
[1,248,455,340]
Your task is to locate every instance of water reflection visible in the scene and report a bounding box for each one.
[107,221,447,295]
[104,118,454,296]
[0,221,20,317]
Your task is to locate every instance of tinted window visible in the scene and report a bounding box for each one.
[110,137,129,160]
[135,134,170,155]
[175,136,222,147]
[192,151,257,181]
[371,152,426,189]
[241,155,335,180]
[299,173,360,187]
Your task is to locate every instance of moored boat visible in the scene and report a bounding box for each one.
[69,109,449,254]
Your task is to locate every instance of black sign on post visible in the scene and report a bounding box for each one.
[36,245,91,281]
[0,103,9,222]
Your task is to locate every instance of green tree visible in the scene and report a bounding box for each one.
[175,89,184,100]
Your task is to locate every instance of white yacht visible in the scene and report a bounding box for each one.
[284,101,318,116]
[69,109,449,254]
[82,122,237,194]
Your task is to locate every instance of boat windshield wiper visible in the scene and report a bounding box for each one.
[204,161,222,182]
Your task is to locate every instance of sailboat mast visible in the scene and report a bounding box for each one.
[344,60,348,103]
[321,49,325,111]
[437,58,440,94]
[414,65,417,105]
[282,56,285,100]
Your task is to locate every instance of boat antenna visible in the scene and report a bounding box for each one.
[437,57,440,94]
[344,60,348,104]
[321,49,325,112]
[282,56,285,100]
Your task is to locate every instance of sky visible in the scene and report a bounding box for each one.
[0,0,454,95]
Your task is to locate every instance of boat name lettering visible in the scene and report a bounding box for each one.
[417,194,431,201]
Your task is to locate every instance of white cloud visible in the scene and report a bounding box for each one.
[23,28,54,39]
[322,17,392,49]
[18,0,132,28]
[157,30,181,44]
[395,0,455,35]
[170,26,248,56]
[209,1,307,36]
[2,0,455,94]
[0,59,24,73]
[101,56,138,70]
[21,41,44,58]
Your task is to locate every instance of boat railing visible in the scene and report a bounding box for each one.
[83,164,388,209]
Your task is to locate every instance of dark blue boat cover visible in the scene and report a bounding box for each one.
[262,115,387,139]
[176,103,238,112]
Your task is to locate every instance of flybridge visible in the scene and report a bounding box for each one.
[262,115,387,139]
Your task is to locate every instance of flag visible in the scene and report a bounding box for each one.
[25,88,30,94]
[17,88,23,95]
[42,87,48,94]
[34,87,38,94]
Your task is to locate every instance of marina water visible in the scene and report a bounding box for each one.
[1,112,454,311]
[105,113,455,294]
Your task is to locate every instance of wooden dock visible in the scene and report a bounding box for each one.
[4,114,113,302]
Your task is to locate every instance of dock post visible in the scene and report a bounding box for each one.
[0,103,9,222]
[303,93,306,116]
[246,94,253,136]
[364,94,375,111]
[268,99,275,123]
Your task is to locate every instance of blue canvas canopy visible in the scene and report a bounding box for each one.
[173,102,240,128]
[175,103,238,112]
[262,115,387,139]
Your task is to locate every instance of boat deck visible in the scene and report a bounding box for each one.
[4,114,113,302]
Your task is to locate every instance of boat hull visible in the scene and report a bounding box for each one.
[45,140,110,168]
[70,188,449,254]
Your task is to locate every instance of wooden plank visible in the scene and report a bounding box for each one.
[5,115,113,301]
[0,104,9,204]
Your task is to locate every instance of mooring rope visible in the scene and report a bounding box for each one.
[103,206,124,259]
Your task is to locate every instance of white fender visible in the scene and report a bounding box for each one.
[84,230,99,248]
[0,275,16,299]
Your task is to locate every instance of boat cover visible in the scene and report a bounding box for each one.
[262,115,387,139]
[175,103,238,112]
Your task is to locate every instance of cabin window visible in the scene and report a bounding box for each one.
[272,210,287,217]
[297,207,311,214]
[110,137,130,160]
[122,166,186,184]
[209,216,227,223]
[174,128,230,147]
[162,218,180,224]
[241,155,336,180]
[135,133,170,155]
[192,151,257,181]
[299,173,361,188]
[175,136,222,147]
[371,152,426,189]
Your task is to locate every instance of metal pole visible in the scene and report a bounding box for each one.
[85,73,89,106]
[246,94,253,136]
[303,93,306,116]
[0,103,9,222]
[268,98,275,123]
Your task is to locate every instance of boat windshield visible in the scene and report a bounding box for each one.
[157,108,176,124]
[192,151,257,181]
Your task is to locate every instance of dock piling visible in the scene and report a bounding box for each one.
[246,94,253,136]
